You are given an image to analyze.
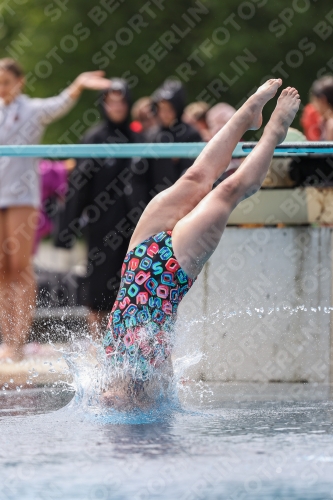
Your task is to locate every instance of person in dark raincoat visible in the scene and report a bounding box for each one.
[146,79,203,199]
[56,79,149,338]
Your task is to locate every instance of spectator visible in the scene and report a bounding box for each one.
[182,101,211,141]
[290,77,333,186]
[206,102,236,137]
[0,58,111,361]
[34,159,75,252]
[56,78,148,340]
[300,103,322,141]
[147,79,203,198]
[309,75,333,140]
[130,96,158,139]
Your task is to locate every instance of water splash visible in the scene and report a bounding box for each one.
[32,302,333,423]
[34,305,212,423]
[50,327,204,425]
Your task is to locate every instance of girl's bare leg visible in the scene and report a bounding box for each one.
[129,79,282,250]
[172,87,301,277]
[0,207,37,361]
[0,210,12,357]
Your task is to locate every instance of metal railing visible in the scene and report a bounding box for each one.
[0,142,332,158]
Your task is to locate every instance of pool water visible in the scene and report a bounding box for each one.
[1,383,333,499]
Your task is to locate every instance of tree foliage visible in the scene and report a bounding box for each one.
[1,0,332,142]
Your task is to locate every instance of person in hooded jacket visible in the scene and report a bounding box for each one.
[56,79,149,339]
[146,79,203,199]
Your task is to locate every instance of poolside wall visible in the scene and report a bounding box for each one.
[175,226,333,384]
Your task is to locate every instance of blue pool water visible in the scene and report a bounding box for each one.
[0,383,333,499]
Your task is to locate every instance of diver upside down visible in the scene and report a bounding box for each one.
[102,80,301,398]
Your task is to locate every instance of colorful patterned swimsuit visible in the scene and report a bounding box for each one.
[103,231,196,381]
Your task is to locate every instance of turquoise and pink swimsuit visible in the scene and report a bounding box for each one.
[103,231,196,381]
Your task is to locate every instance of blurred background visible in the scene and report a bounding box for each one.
[1,0,332,142]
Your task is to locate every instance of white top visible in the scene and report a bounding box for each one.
[0,90,76,208]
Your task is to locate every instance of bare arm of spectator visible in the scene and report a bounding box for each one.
[34,71,111,125]
[325,119,333,140]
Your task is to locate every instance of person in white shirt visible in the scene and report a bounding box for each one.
[0,58,111,361]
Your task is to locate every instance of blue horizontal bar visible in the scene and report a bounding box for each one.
[242,141,333,157]
[0,142,332,158]
[0,143,206,158]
